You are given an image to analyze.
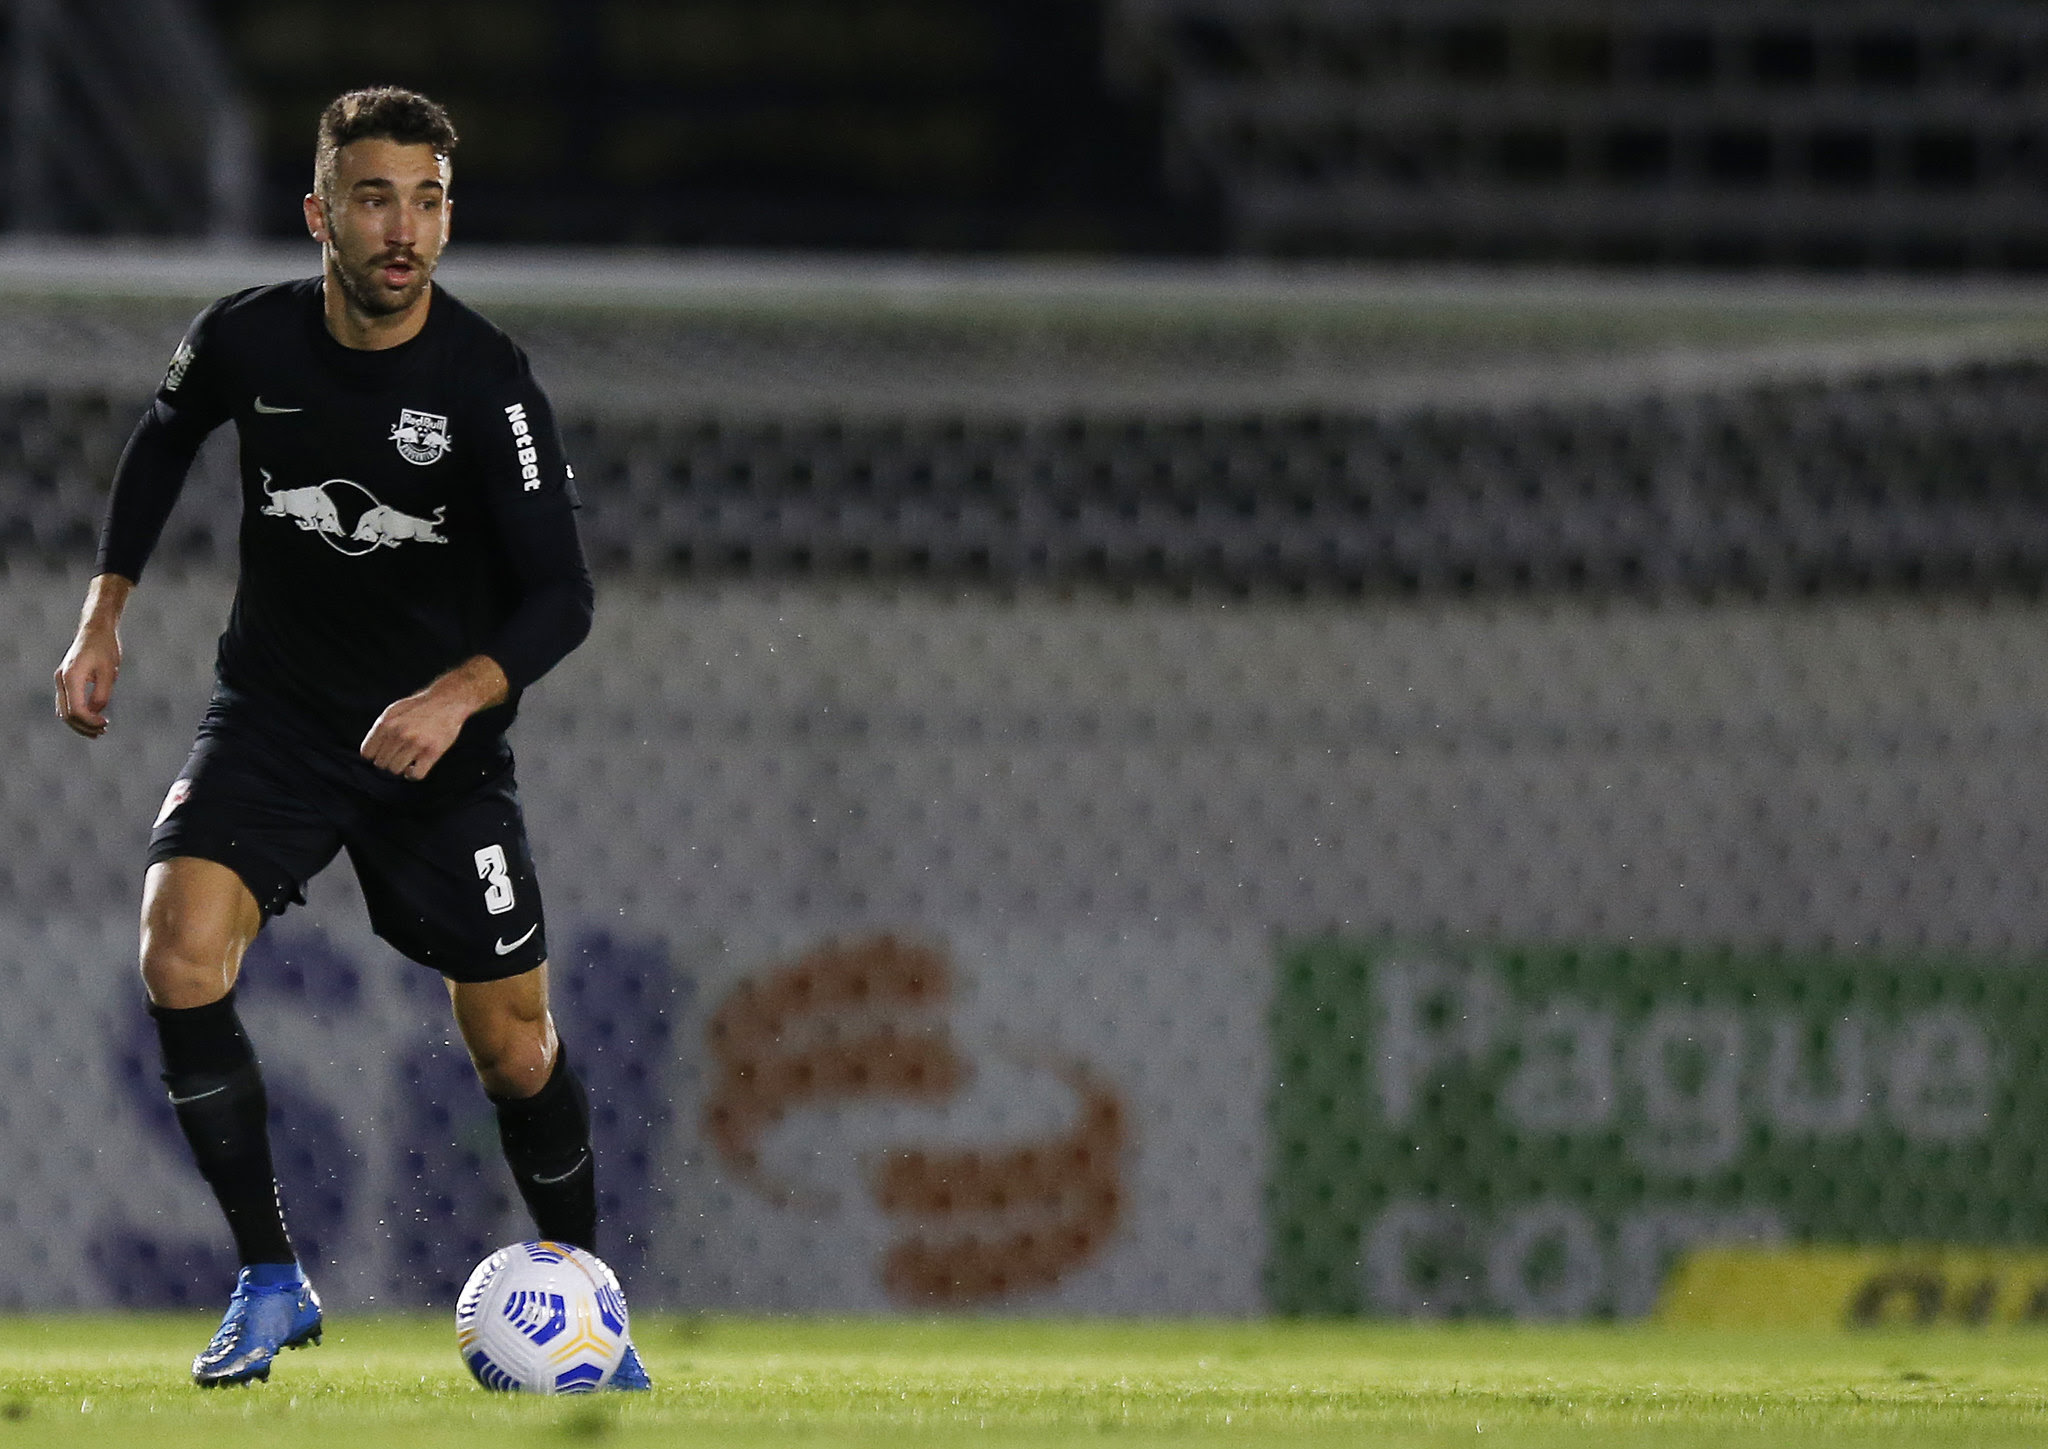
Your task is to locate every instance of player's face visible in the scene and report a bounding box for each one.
[306,139,451,320]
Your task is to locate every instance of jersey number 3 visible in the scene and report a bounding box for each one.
[474,844,517,915]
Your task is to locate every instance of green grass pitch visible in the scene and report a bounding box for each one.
[1,1315,2046,1447]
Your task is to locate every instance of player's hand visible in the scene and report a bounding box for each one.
[57,574,133,739]
[361,688,470,780]
[361,656,510,780]
[55,621,121,738]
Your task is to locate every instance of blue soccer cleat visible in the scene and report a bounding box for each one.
[192,1263,324,1387]
[609,1341,652,1392]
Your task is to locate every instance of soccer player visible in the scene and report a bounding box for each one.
[52,87,649,1391]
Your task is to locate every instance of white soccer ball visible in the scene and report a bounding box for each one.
[455,1241,631,1393]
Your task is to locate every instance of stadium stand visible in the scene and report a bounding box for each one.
[9,357,2048,594]
[549,364,2048,591]
[1111,0,2048,266]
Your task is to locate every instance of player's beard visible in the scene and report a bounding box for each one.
[330,241,435,319]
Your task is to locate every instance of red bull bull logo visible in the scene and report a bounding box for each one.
[704,934,1128,1305]
[259,471,449,556]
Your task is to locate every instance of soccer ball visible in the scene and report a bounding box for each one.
[455,1241,631,1393]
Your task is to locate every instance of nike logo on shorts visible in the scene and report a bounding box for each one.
[253,397,303,414]
[495,923,539,955]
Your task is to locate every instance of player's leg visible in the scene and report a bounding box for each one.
[445,962,599,1251]
[344,763,607,1247]
[351,768,651,1389]
[144,717,346,1386]
[448,966,649,1392]
[142,856,324,1385]
[141,857,290,1261]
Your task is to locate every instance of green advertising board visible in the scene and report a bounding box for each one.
[1267,939,2048,1318]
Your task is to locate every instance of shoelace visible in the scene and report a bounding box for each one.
[202,1291,262,1353]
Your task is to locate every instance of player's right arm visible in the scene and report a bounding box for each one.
[55,298,234,740]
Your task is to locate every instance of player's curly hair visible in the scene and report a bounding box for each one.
[314,87,458,200]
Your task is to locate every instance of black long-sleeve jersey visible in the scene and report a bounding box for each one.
[96,278,594,766]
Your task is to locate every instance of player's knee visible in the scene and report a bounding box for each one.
[138,927,237,1009]
[138,860,259,1008]
[451,970,556,1097]
[465,1020,555,1098]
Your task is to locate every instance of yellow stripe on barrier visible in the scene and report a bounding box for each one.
[1658,1248,2048,1329]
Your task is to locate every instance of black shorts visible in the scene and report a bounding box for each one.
[146,704,549,982]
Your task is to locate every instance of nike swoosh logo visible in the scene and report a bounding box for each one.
[530,1151,590,1186]
[168,1084,230,1106]
[495,924,539,955]
[253,398,302,414]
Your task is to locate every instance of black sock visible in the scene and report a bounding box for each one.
[151,991,296,1268]
[492,1046,597,1252]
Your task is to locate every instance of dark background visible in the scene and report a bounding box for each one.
[198,0,1219,252]
[186,1,2048,271]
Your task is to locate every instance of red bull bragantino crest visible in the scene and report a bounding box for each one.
[390,408,453,465]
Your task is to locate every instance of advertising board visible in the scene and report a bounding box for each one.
[1269,939,2042,1318]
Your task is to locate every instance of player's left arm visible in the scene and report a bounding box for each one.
[361,365,594,780]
